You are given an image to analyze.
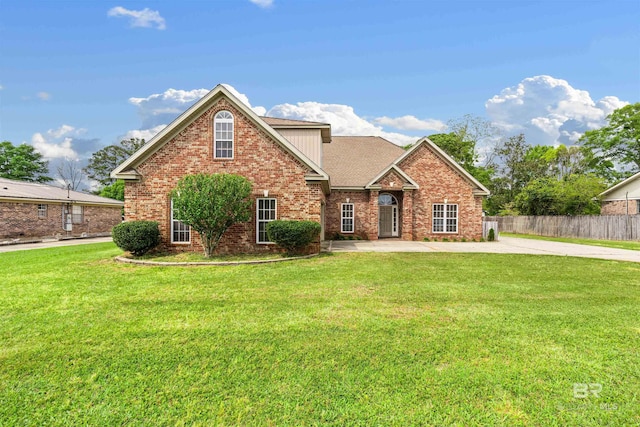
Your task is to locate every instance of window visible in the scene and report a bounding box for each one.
[341,203,354,233]
[171,200,191,243]
[72,205,84,224]
[637,200,640,214]
[256,198,277,243]
[433,203,458,233]
[214,110,234,159]
[37,204,47,218]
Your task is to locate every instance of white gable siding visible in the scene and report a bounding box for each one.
[603,176,640,200]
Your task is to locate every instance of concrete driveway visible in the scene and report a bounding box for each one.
[323,236,640,263]
[0,236,113,253]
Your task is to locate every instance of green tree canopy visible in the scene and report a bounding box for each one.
[0,141,51,182]
[515,174,606,216]
[84,138,145,187]
[99,179,125,201]
[170,173,253,257]
[580,103,640,172]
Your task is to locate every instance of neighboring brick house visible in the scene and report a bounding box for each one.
[112,84,489,254]
[0,177,123,241]
[600,171,640,215]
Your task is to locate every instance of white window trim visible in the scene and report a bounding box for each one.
[214,110,234,159]
[341,203,354,233]
[171,199,191,244]
[71,205,84,224]
[256,198,277,244]
[37,204,47,218]
[433,203,458,234]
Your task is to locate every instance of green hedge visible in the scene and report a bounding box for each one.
[112,220,160,256]
[267,220,321,255]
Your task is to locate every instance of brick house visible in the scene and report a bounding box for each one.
[600,171,640,215]
[112,85,489,254]
[0,177,123,241]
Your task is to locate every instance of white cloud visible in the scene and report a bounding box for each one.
[122,125,167,142]
[31,133,78,160]
[107,6,166,30]
[221,84,267,116]
[47,124,85,139]
[373,115,447,132]
[267,102,418,146]
[249,0,273,8]
[37,91,51,101]
[486,75,629,145]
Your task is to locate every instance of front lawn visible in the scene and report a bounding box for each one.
[1,243,638,426]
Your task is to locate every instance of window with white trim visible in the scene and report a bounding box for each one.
[214,110,234,159]
[433,203,458,233]
[341,203,354,233]
[256,198,276,243]
[37,204,47,218]
[637,199,640,214]
[72,205,84,224]
[171,200,191,243]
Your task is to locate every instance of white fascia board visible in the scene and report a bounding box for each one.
[365,164,420,190]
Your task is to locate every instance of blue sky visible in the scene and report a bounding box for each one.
[1,0,639,183]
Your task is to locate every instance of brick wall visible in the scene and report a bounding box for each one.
[601,199,640,215]
[399,144,483,240]
[0,202,122,240]
[324,143,484,241]
[124,99,323,254]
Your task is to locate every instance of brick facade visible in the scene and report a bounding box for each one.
[324,143,484,241]
[124,98,323,254]
[601,199,640,215]
[0,201,122,240]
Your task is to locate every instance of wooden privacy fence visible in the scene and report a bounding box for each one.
[485,215,640,241]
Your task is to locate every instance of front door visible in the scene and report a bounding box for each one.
[379,206,393,237]
[378,194,399,238]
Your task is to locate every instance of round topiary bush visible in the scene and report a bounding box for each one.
[112,220,160,256]
[266,220,321,255]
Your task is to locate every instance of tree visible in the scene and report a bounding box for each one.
[84,138,145,187]
[515,175,606,216]
[429,133,476,169]
[99,179,125,201]
[56,158,85,190]
[170,173,253,257]
[0,141,51,182]
[580,103,640,171]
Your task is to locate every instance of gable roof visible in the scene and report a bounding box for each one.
[323,136,405,187]
[365,164,419,190]
[111,85,329,185]
[262,116,332,143]
[396,137,490,196]
[0,177,124,207]
[599,171,640,199]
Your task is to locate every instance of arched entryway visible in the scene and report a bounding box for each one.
[378,193,399,237]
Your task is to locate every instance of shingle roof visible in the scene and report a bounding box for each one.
[0,177,124,206]
[323,136,406,187]
[261,117,330,127]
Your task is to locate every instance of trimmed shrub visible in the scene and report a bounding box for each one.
[112,220,160,256]
[488,228,496,242]
[267,220,321,255]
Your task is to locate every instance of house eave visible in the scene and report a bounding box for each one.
[0,196,124,207]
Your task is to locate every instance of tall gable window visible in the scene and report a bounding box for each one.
[214,110,234,159]
[171,199,191,244]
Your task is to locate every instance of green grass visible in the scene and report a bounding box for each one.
[503,232,640,251]
[1,243,638,426]
[132,251,286,262]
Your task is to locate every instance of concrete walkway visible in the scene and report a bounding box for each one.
[323,236,640,263]
[0,236,113,253]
